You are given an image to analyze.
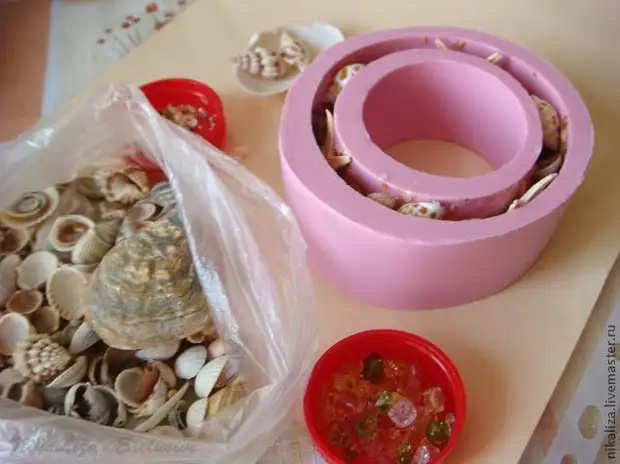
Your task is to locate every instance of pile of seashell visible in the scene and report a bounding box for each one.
[312,38,569,221]
[0,165,247,439]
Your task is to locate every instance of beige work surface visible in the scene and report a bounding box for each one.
[71,0,620,462]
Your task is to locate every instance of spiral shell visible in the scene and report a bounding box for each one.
[16,251,58,290]
[6,289,44,315]
[0,188,60,229]
[0,227,30,256]
[233,47,290,79]
[49,215,95,252]
[0,313,36,356]
[279,30,309,67]
[13,335,72,382]
[46,266,88,320]
[93,166,150,205]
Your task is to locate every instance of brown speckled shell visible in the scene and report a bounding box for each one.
[86,211,210,350]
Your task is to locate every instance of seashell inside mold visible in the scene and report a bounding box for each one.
[6,288,43,315]
[531,95,561,152]
[13,334,72,382]
[508,172,558,211]
[64,382,111,425]
[0,254,21,307]
[49,215,95,252]
[87,211,211,349]
[0,313,37,356]
[1,378,43,409]
[0,188,60,229]
[71,228,113,265]
[322,109,335,157]
[135,340,180,362]
[46,266,88,321]
[16,251,58,290]
[29,306,60,334]
[367,192,397,210]
[326,63,366,104]
[132,381,189,433]
[206,379,248,418]
[0,227,30,256]
[93,166,150,205]
[69,321,101,355]
[398,201,445,219]
[47,355,88,389]
[174,345,207,380]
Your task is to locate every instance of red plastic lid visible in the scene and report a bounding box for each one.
[126,77,226,183]
[303,329,467,464]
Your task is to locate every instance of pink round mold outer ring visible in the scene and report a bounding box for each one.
[334,49,543,220]
[279,26,594,310]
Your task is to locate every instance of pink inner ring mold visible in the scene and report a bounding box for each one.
[334,49,542,219]
[279,26,594,310]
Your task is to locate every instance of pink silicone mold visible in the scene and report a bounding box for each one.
[279,26,594,310]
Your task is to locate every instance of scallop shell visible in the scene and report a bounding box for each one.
[174,345,207,380]
[133,382,189,433]
[368,192,397,209]
[135,340,180,362]
[0,254,20,307]
[29,306,60,334]
[70,228,113,265]
[398,201,445,219]
[13,334,72,382]
[93,384,127,427]
[167,400,189,430]
[74,176,105,200]
[0,188,60,229]
[1,379,43,409]
[87,211,211,349]
[16,251,58,290]
[186,397,209,431]
[279,30,310,68]
[49,215,95,252]
[532,95,561,152]
[64,382,111,425]
[207,339,226,360]
[69,321,101,355]
[93,166,150,205]
[6,289,44,315]
[149,426,184,438]
[46,266,87,320]
[206,380,248,418]
[508,173,558,211]
[326,63,366,103]
[0,227,30,256]
[94,219,122,247]
[99,201,129,220]
[194,355,230,398]
[47,355,88,388]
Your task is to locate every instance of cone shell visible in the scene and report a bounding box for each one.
[0,227,30,256]
[135,340,180,362]
[532,95,561,152]
[174,345,207,380]
[47,355,88,389]
[0,254,20,307]
[16,251,58,290]
[206,380,248,418]
[398,201,445,219]
[64,382,111,425]
[29,306,60,334]
[13,334,72,382]
[368,192,397,209]
[71,229,113,265]
[194,355,229,398]
[0,188,60,229]
[0,313,36,356]
[93,166,150,205]
[46,266,88,320]
[49,215,95,252]
[6,289,43,315]
[69,321,101,355]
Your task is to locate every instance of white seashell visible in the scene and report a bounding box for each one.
[70,228,113,265]
[322,109,335,157]
[0,254,20,307]
[133,382,189,433]
[93,385,127,427]
[6,289,43,315]
[93,166,150,205]
[75,176,105,200]
[368,192,397,209]
[48,215,95,252]
[233,47,290,79]
[41,385,68,408]
[69,322,101,355]
[46,266,87,320]
[398,201,445,219]
[13,334,72,382]
[194,355,229,398]
[508,173,558,211]
[136,340,180,362]
[0,227,30,256]
[237,22,344,96]
[16,251,58,290]
[1,379,43,409]
[94,219,122,247]
[168,400,189,430]
[99,201,129,220]
[64,382,110,425]
[206,380,247,418]
[114,367,147,408]
[174,345,207,380]
[47,355,88,389]
[207,339,226,360]
[186,397,209,431]
[29,306,60,334]
[531,95,561,152]
[130,376,169,417]
[150,425,185,438]
[326,63,366,103]
[279,30,311,68]
[326,154,352,170]
[0,188,60,229]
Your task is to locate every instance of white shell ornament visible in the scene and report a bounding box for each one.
[174,345,207,380]
[235,22,344,96]
[398,201,445,219]
[47,355,88,389]
[194,355,231,398]
[0,313,36,356]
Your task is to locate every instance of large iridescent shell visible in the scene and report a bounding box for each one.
[86,211,210,349]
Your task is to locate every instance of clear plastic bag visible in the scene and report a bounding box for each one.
[0,84,318,463]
